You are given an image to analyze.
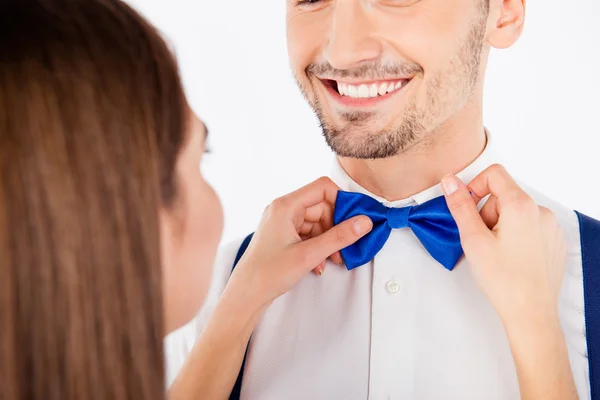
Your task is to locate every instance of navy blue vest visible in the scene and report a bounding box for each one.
[229,212,600,400]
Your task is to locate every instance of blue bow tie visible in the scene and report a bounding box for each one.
[334,191,464,271]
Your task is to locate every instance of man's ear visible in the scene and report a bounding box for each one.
[485,0,526,49]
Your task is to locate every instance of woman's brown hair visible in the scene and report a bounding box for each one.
[0,0,187,398]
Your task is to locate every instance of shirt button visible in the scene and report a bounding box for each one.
[386,280,401,294]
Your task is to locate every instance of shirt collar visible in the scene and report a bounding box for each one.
[330,129,500,208]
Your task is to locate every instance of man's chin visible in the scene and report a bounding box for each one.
[320,117,395,142]
[321,128,401,159]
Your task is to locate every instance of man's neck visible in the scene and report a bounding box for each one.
[338,116,487,202]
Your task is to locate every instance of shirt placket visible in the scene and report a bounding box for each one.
[369,229,418,400]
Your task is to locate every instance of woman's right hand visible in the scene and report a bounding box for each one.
[441,164,566,326]
[224,177,373,314]
[441,164,578,400]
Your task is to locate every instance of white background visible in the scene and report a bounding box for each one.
[128,0,600,244]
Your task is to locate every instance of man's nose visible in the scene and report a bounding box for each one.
[324,0,383,71]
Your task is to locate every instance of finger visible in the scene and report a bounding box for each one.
[305,221,328,275]
[469,191,484,206]
[304,202,334,228]
[478,194,499,230]
[329,251,344,265]
[308,223,342,267]
[467,164,529,212]
[279,177,340,211]
[309,222,324,240]
[299,222,315,236]
[293,201,335,237]
[312,261,326,276]
[296,216,372,267]
[308,204,340,265]
[301,221,326,242]
[307,215,343,265]
[441,175,493,245]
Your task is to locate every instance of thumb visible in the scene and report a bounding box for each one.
[296,216,372,268]
[441,175,492,246]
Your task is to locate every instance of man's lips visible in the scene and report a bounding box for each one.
[319,78,412,107]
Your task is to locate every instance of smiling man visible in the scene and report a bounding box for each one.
[166,1,596,399]
[292,0,487,163]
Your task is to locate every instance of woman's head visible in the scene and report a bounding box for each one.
[0,0,222,398]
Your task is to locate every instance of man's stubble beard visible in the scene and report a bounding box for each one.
[294,13,488,160]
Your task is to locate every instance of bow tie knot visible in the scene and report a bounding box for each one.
[334,191,464,271]
[386,206,412,229]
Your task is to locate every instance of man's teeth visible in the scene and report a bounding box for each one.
[337,81,405,98]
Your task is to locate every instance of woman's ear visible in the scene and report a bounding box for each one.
[159,208,174,277]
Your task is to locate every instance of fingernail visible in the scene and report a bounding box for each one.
[442,175,459,195]
[316,266,324,276]
[353,217,372,235]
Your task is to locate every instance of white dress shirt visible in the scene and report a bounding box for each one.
[165,136,590,400]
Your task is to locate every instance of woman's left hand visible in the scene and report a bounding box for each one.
[226,176,372,312]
